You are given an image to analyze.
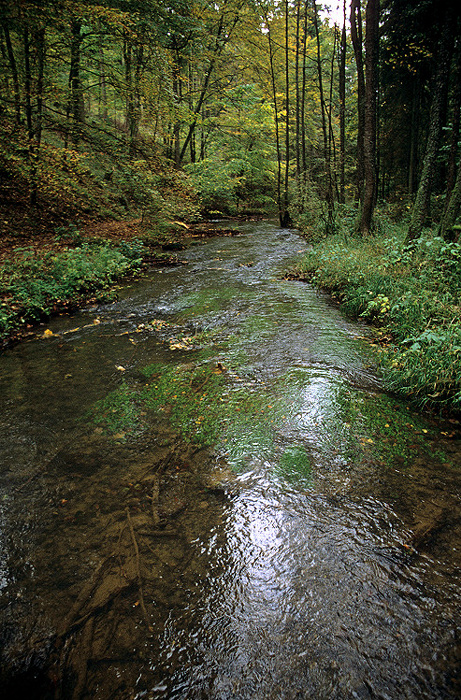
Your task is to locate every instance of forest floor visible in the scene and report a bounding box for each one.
[0,177,242,262]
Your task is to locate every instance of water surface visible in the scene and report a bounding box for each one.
[0,222,460,699]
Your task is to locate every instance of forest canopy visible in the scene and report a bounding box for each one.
[0,0,460,239]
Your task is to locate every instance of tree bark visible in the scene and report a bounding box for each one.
[359,0,380,235]
[406,6,454,242]
[338,2,346,204]
[282,0,291,227]
[266,19,283,226]
[440,159,461,240]
[350,0,365,203]
[445,55,461,198]
[1,20,21,124]
[313,0,334,232]
[69,18,84,146]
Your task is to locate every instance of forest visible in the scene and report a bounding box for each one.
[1,0,461,412]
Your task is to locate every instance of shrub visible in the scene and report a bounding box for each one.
[295,221,461,413]
[0,242,142,341]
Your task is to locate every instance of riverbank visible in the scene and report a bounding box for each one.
[292,222,461,415]
[0,217,240,348]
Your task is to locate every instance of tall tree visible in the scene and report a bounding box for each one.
[406,2,456,241]
[359,0,379,235]
[312,0,334,231]
[350,0,365,202]
[338,0,347,204]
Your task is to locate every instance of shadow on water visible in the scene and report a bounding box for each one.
[0,222,460,699]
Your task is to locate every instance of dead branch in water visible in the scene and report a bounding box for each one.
[126,507,153,631]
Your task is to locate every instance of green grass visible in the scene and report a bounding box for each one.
[295,216,461,413]
[0,239,144,341]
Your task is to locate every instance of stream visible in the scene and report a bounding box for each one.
[0,221,460,699]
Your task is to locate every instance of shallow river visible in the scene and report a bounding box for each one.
[0,222,460,699]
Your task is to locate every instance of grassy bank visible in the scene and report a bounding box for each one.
[294,218,461,414]
[0,235,149,345]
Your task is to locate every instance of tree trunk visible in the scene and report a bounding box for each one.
[350,0,365,203]
[445,55,461,198]
[295,0,301,180]
[98,30,108,121]
[440,160,461,240]
[23,27,38,205]
[359,0,379,235]
[338,2,346,204]
[178,8,240,165]
[266,20,283,226]
[1,20,21,124]
[282,0,291,226]
[313,0,334,232]
[406,7,454,242]
[69,18,84,146]
[407,77,421,196]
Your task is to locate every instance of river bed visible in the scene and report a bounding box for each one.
[0,222,460,699]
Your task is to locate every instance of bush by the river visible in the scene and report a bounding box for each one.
[0,239,144,342]
[295,216,461,414]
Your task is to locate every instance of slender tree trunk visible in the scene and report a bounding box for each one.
[69,18,84,146]
[338,2,346,204]
[23,27,38,205]
[2,21,21,124]
[35,27,45,149]
[445,56,461,198]
[313,0,334,231]
[440,159,461,240]
[407,7,454,242]
[359,0,379,235]
[178,8,240,165]
[172,44,182,166]
[132,43,143,156]
[350,0,365,203]
[267,21,283,226]
[282,0,291,226]
[301,5,308,177]
[98,28,108,121]
[295,0,301,179]
[408,77,421,196]
[329,28,338,203]
[188,62,196,163]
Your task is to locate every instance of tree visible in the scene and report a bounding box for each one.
[350,0,365,203]
[406,2,456,241]
[359,0,379,235]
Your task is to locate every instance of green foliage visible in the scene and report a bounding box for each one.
[185,85,277,215]
[0,242,143,340]
[295,216,461,412]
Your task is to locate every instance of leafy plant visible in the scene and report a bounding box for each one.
[295,220,461,412]
[0,243,143,341]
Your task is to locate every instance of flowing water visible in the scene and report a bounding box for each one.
[0,222,460,699]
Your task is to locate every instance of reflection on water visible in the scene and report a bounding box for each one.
[0,222,460,699]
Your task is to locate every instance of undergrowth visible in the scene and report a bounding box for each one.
[0,238,144,342]
[296,217,461,413]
